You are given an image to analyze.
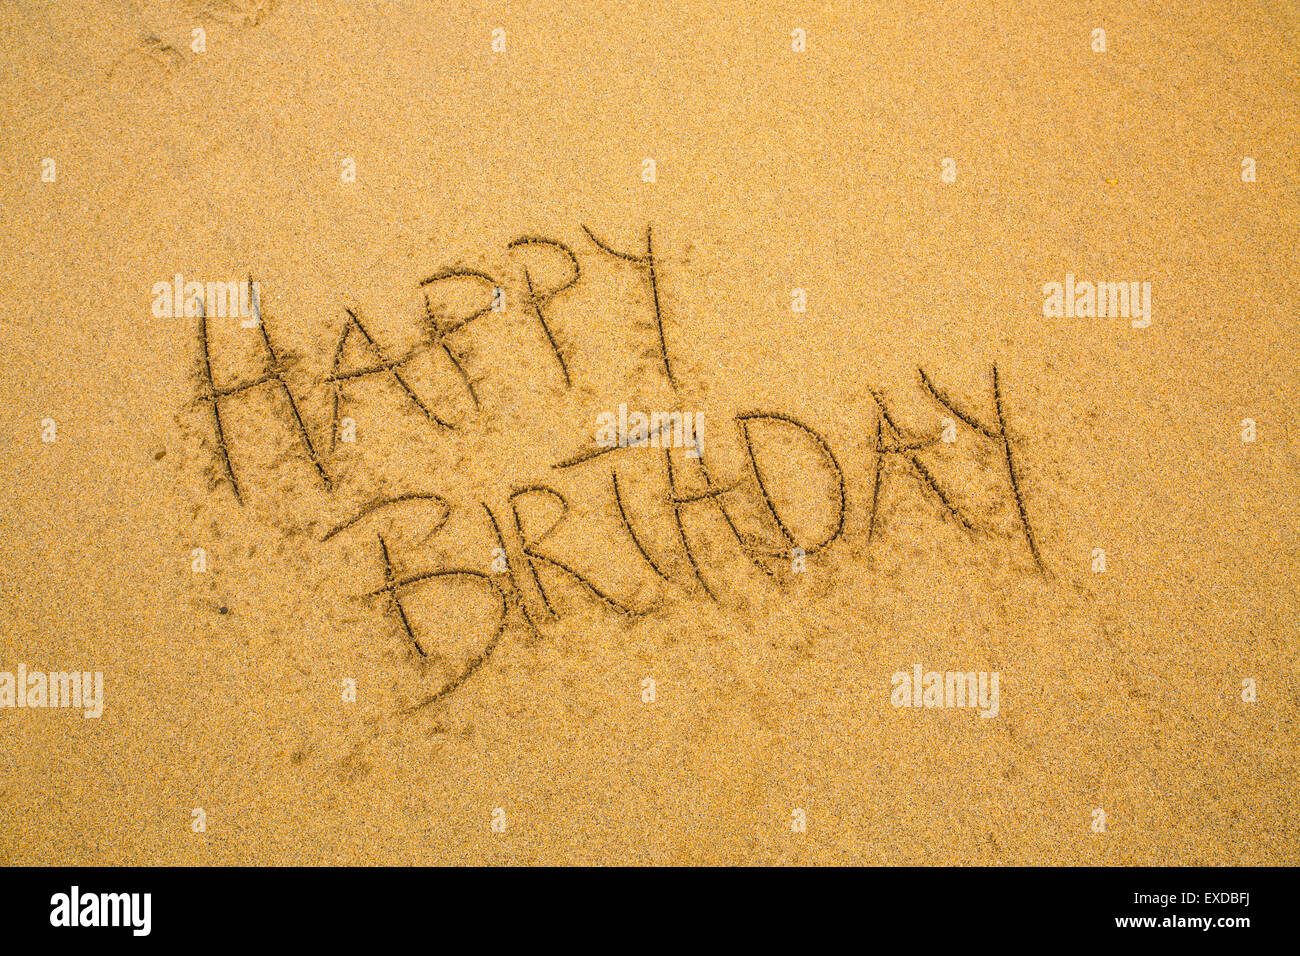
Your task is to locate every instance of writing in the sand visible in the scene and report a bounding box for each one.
[191,223,1047,708]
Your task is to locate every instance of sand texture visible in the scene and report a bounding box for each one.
[0,0,1296,865]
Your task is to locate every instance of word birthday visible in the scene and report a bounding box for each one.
[0,665,103,718]
[190,221,1056,709]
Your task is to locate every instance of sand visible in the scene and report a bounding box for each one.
[0,0,1296,865]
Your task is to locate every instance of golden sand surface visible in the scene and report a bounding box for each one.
[0,0,1296,865]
